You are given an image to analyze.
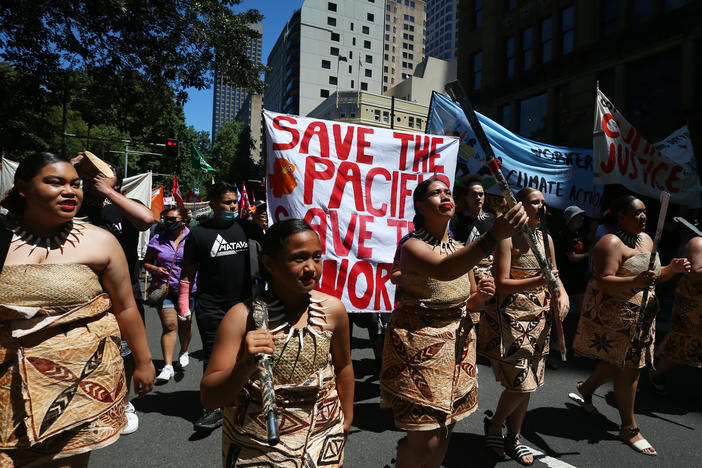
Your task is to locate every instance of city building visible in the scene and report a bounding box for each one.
[263,0,385,117]
[425,0,459,60]
[235,93,264,165]
[382,0,427,93]
[212,23,263,139]
[308,90,428,132]
[385,56,456,106]
[456,0,701,155]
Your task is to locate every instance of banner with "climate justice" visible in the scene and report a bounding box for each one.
[263,110,459,313]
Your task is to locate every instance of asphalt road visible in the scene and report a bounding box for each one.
[93,308,702,467]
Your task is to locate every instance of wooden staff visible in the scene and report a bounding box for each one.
[632,191,670,349]
[540,208,567,361]
[444,81,560,291]
[248,239,280,446]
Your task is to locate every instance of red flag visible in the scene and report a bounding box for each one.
[172,173,184,208]
[239,182,251,216]
[185,189,202,203]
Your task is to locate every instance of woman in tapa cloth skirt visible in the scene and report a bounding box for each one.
[480,188,569,466]
[571,195,689,457]
[0,153,155,467]
[380,176,528,468]
[200,219,354,468]
[650,236,702,390]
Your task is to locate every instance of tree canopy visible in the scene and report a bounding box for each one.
[0,0,265,102]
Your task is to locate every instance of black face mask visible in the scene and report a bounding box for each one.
[164,220,183,232]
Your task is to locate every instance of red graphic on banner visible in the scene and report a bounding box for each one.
[270,157,297,197]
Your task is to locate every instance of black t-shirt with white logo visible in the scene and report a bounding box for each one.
[182,218,262,305]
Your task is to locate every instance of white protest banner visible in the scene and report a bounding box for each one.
[594,89,701,207]
[263,110,459,313]
[654,125,697,172]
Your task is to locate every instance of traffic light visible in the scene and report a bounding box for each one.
[165,138,179,158]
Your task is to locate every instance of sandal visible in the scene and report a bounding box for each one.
[568,381,599,414]
[504,433,534,466]
[483,410,504,459]
[620,426,657,456]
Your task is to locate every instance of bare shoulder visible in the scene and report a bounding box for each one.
[80,223,121,246]
[310,290,347,326]
[684,236,702,256]
[596,233,623,251]
[222,302,253,333]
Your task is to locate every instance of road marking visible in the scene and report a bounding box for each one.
[531,448,578,468]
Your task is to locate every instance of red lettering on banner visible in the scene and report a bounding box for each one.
[617,145,630,175]
[428,137,445,174]
[601,142,617,174]
[666,165,682,193]
[319,259,349,297]
[328,162,365,210]
[272,116,300,150]
[347,261,374,309]
[374,263,392,310]
[304,208,327,254]
[365,168,391,216]
[602,114,619,138]
[628,152,638,180]
[393,132,414,170]
[304,156,335,204]
[412,136,431,172]
[357,215,374,258]
[399,173,417,219]
[300,121,330,157]
[330,210,357,256]
[651,162,668,190]
[623,127,643,153]
[274,204,289,222]
[332,124,354,160]
[356,127,374,164]
[390,171,399,217]
[387,218,411,244]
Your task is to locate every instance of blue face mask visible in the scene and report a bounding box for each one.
[220,211,238,221]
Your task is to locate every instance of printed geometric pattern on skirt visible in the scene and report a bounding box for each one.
[380,303,478,431]
[490,356,546,393]
[573,253,660,369]
[478,250,551,363]
[222,363,345,468]
[0,264,126,463]
[656,275,702,367]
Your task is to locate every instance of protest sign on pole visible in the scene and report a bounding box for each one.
[594,89,701,207]
[263,110,459,313]
[427,91,603,216]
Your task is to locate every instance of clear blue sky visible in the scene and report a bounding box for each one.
[183,0,305,135]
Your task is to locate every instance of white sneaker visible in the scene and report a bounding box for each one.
[178,352,190,368]
[121,402,139,435]
[155,365,174,384]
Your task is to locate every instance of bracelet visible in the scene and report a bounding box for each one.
[476,231,498,255]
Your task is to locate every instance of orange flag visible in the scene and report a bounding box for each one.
[151,185,165,218]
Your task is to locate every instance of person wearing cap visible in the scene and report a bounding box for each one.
[555,205,591,316]
[253,200,268,233]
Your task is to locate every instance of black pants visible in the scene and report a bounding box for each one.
[194,295,234,373]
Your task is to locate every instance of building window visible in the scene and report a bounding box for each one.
[417,118,423,128]
[331,32,340,42]
[374,109,381,121]
[349,51,353,59]
[408,116,415,127]
[350,22,354,31]
[322,59,331,69]
[601,0,620,37]
[473,0,483,29]
[365,54,373,63]
[329,76,338,85]
[349,65,352,73]
[367,13,374,21]
[328,2,337,11]
[363,25,370,34]
[499,104,510,129]
[340,106,346,117]
[383,111,389,123]
[472,51,482,89]
[561,6,574,54]
[364,40,371,49]
[365,69,372,77]
[505,36,515,77]
[540,17,552,63]
[361,82,368,91]
[519,93,548,140]
[522,27,532,70]
[353,37,356,46]
[321,89,330,98]
[330,47,339,56]
[384,76,388,83]
[327,16,336,26]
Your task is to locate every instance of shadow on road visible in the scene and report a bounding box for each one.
[134,389,203,423]
[444,432,498,468]
[352,401,396,433]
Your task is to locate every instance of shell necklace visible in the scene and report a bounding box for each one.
[265,294,329,349]
[5,215,86,256]
[614,229,641,249]
[413,227,457,255]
